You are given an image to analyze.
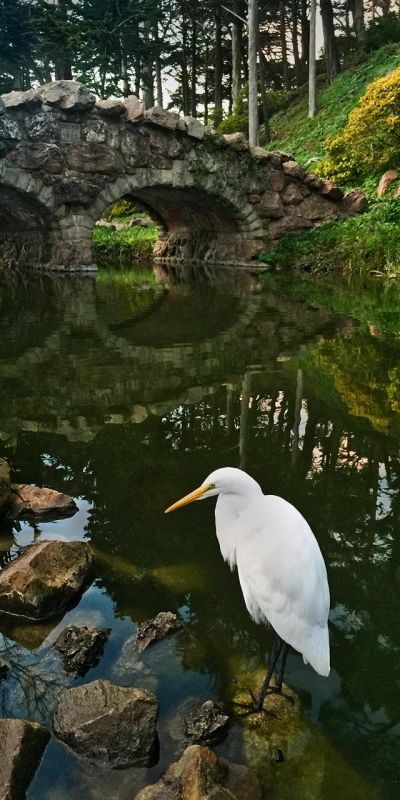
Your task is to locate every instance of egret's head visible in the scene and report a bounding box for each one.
[164,467,261,513]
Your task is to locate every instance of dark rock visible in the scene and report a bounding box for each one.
[135,744,262,800]
[1,89,41,111]
[81,119,107,144]
[40,81,95,112]
[0,718,50,800]
[0,97,4,116]
[268,170,286,192]
[9,143,63,174]
[55,175,104,205]
[137,611,183,652]
[281,182,305,205]
[257,190,284,219]
[53,679,158,768]
[0,116,22,142]
[0,539,93,620]
[9,484,77,520]
[25,112,60,142]
[120,128,150,169]
[184,700,229,745]
[0,458,10,512]
[148,127,183,159]
[53,624,110,676]
[66,142,122,174]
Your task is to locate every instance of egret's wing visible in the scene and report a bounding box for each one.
[235,495,330,676]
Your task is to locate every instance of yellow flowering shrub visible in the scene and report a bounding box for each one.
[319,66,400,183]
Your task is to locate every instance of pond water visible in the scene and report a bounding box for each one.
[0,266,399,800]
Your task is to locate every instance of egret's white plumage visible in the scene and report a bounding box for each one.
[165,466,330,680]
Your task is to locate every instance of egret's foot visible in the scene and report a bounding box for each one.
[232,688,277,717]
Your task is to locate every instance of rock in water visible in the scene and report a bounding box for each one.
[0,457,10,512]
[53,625,110,676]
[134,744,262,800]
[136,611,183,652]
[9,484,78,520]
[53,679,158,768]
[0,540,93,620]
[184,700,229,745]
[0,718,50,800]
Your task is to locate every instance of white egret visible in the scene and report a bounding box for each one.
[165,467,330,711]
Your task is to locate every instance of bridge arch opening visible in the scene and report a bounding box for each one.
[83,172,264,269]
[0,187,56,269]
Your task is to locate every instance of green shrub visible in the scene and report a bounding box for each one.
[319,65,400,183]
[104,199,139,220]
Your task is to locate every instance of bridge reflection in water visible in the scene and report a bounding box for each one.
[1,271,398,800]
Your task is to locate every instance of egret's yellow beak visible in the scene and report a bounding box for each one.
[165,484,212,513]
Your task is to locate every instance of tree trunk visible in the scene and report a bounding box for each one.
[320,0,339,82]
[232,12,242,112]
[120,38,130,97]
[259,46,271,142]
[191,15,197,116]
[54,0,72,81]
[142,21,154,108]
[291,0,302,85]
[204,43,209,125]
[352,0,365,47]
[181,6,190,114]
[279,1,289,91]
[214,6,223,127]
[300,0,309,70]
[248,0,259,145]
[308,0,317,118]
[154,23,163,107]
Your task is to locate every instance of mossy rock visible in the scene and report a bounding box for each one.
[0,458,10,513]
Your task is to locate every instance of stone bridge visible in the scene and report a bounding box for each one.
[0,81,362,270]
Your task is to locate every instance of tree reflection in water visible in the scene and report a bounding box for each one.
[0,272,399,798]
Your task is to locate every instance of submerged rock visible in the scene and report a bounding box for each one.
[53,625,110,676]
[0,540,93,620]
[135,744,262,800]
[9,484,78,520]
[0,718,50,800]
[53,679,158,768]
[184,700,229,746]
[137,611,183,652]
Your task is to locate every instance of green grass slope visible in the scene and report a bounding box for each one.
[268,44,400,169]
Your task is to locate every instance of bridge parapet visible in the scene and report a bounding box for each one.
[0,80,364,270]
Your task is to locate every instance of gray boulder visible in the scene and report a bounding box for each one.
[0,718,50,800]
[137,611,183,652]
[1,89,41,111]
[53,624,110,676]
[53,679,158,768]
[0,539,93,620]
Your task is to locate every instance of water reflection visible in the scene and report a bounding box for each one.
[0,270,399,800]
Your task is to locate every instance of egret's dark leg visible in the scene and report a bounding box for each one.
[275,641,289,692]
[251,633,283,711]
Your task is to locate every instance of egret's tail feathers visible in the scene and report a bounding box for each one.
[304,626,330,677]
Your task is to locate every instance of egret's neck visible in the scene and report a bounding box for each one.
[215,479,262,570]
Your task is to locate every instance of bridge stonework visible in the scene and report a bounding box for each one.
[0,81,362,271]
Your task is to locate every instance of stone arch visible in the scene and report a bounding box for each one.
[57,167,265,268]
[0,170,59,268]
